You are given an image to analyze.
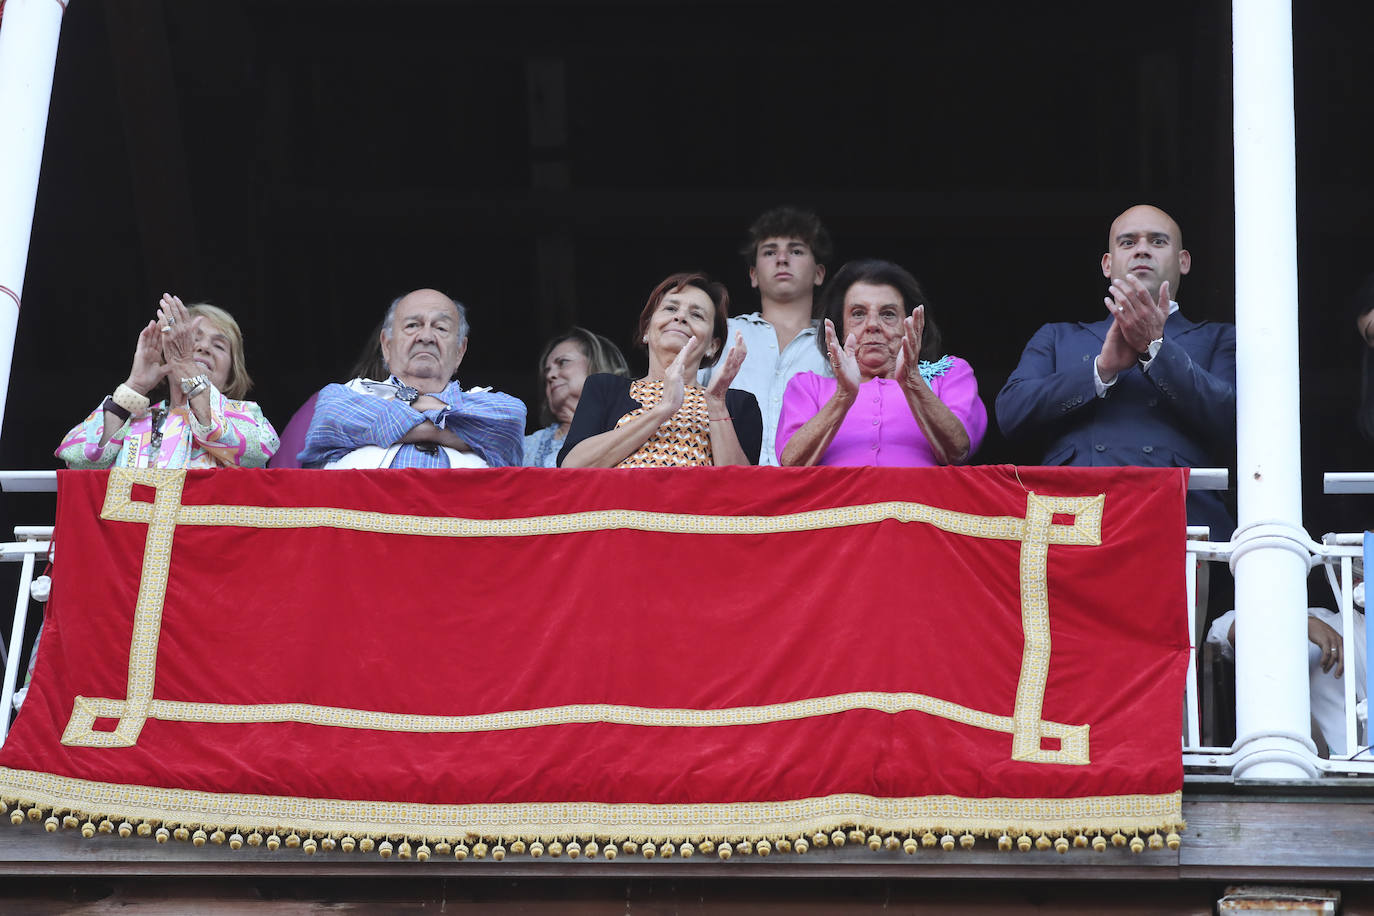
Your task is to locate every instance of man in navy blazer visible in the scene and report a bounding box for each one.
[995,205,1236,540]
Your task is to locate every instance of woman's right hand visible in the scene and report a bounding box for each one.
[124,320,165,395]
[158,294,204,407]
[158,294,195,369]
[658,335,694,418]
[825,319,861,398]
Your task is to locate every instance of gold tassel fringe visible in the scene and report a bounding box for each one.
[0,796,1185,861]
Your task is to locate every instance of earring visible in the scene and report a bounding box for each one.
[642,335,648,343]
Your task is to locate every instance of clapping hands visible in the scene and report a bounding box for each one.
[124,294,199,401]
[824,319,861,396]
[894,308,927,393]
[704,332,747,404]
[658,334,694,418]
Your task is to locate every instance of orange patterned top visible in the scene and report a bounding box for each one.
[615,380,712,468]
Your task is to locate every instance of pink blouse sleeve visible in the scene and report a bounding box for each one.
[931,356,988,460]
[774,371,826,464]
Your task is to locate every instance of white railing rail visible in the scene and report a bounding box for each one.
[1322,472,1374,495]
[1316,472,1374,768]
[1181,532,1373,775]
[0,469,55,492]
[1184,526,1212,749]
[1315,534,1366,763]
[0,526,51,745]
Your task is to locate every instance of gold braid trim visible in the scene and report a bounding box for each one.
[72,470,1106,770]
[62,691,1087,763]
[99,468,1103,544]
[0,766,1183,857]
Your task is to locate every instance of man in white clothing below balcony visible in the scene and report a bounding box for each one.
[1208,592,1368,756]
[699,206,833,464]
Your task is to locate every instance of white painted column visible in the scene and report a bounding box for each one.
[1229,0,1316,778]
[0,0,67,435]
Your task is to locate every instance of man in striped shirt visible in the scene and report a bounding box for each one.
[299,289,525,469]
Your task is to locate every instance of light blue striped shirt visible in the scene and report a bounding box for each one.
[299,377,526,469]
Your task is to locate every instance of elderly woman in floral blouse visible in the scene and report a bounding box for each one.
[776,259,986,467]
[57,294,278,469]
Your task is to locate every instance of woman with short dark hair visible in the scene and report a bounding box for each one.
[776,259,985,467]
[559,272,761,468]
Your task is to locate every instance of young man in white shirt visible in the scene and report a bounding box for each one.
[701,206,833,464]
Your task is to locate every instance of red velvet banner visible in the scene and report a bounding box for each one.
[0,465,1188,856]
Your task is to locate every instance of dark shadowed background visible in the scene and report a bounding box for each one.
[2,0,1372,538]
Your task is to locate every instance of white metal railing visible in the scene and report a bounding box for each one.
[1315,533,1367,762]
[0,471,57,744]
[1322,472,1374,495]
[1316,472,1373,768]
[0,526,51,745]
[1181,533,1373,775]
[0,469,55,492]
[1184,527,1226,751]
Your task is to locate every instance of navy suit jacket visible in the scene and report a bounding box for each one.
[995,311,1236,540]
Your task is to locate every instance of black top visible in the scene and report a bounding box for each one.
[557,374,763,467]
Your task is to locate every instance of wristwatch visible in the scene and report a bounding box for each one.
[1137,337,1163,367]
[180,374,210,397]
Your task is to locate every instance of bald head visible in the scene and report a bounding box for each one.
[1107,205,1183,250]
[380,288,469,393]
[1101,205,1190,302]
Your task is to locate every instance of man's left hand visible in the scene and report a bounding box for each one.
[1106,276,1169,353]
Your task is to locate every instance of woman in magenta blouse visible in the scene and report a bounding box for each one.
[776,259,986,467]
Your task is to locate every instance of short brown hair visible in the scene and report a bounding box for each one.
[635,272,731,368]
[739,206,833,266]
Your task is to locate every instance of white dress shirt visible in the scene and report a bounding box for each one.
[699,313,833,465]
